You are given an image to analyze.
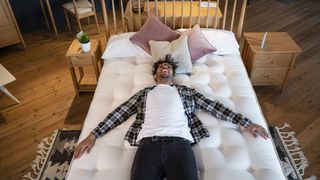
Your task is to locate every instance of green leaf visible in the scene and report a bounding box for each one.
[76,31,90,43]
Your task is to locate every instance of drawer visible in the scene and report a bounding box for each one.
[0,25,20,47]
[69,56,93,66]
[251,68,288,84]
[254,53,293,68]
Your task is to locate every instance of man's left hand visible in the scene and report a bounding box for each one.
[246,123,270,139]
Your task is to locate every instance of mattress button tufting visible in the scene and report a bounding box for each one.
[218,146,224,151]
[247,167,254,173]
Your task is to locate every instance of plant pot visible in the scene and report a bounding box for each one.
[81,41,91,52]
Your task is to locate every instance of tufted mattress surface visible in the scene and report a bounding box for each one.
[67,54,285,180]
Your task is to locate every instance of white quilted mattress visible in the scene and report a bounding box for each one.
[66,52,285,180]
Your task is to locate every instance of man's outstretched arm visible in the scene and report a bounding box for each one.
[193,90,269,139]
[73,90,143,159]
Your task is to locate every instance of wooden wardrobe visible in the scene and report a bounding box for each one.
[0,0,25,49]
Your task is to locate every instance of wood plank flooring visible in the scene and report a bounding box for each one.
[0,0,319,179]
[245,0,320,178]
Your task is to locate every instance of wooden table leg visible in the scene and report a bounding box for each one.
[93,59,100,81]
[0,86,20,104]
[69,67,79,95]
[78,67,84,79]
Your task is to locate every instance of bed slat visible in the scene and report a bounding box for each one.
[100,0,109,39]
[138,0,142,28]
[164,0,167,25]
[147,0,150,17]
[222,0,228,30]
[120,0,125,32]
[214,0,220,28]
[237,0,247,38]
[155,0,158,17]
[111,0,117,34]
[100,0,247,40]
[198,0,201,25]
[181,0,184,29]
[189,0,193,28]
[173,0,176,29]
[230,0,237,32]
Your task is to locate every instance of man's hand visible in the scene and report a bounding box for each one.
[73,133,96,159]
[246,123,270,140]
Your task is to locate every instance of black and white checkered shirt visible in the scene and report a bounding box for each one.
[91,85,252,146]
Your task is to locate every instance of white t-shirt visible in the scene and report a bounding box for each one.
[136,84,194,142]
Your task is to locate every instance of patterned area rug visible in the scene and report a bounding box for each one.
[23,130,80,180]
[269,124,315,180]
[24,126,316,180]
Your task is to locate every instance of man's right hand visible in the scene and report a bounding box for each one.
[73,133,96,159]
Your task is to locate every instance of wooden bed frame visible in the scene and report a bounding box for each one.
[99,0,247,40]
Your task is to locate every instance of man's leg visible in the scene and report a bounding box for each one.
[164,138,198,180]
[131,140,164,180]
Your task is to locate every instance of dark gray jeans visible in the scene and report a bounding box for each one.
[131,136,198,180]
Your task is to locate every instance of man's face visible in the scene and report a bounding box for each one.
[155,62,173,80]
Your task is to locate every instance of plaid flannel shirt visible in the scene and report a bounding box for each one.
[91,85,252,146]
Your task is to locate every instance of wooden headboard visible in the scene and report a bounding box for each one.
[99,0,247,40]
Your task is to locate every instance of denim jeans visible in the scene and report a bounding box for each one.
[131,136,198,180]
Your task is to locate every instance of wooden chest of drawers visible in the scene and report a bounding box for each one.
[0,0,25,49]
[241,32,301,91]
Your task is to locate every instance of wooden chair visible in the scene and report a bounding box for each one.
[62,0,99,33]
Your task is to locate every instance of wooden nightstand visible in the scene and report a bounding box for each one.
[241,32,301,91]
[66,39,102,95]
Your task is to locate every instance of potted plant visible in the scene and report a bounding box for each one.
[77,31,90,52]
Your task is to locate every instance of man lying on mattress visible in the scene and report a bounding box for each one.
[74,54,270,180]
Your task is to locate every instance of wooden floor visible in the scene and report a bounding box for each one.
[0,0,319,179]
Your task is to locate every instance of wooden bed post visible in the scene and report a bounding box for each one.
[237,0,247,39]
[100,0,109,39]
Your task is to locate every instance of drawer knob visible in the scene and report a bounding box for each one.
[271,61,276,64]
[265,74,271,78]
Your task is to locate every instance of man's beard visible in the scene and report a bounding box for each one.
[157,75,172,84]
[159,72,172,80]
[160,74,169,78]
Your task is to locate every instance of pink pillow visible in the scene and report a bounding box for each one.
[186,24,217,61]
[129,15,180,54]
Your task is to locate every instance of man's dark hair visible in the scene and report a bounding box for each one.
[152,54,178,75]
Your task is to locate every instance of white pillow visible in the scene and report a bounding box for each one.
[101,32,151,60]
[101,29,239,60]
[149,36,193,74]
[177,28,240,55]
